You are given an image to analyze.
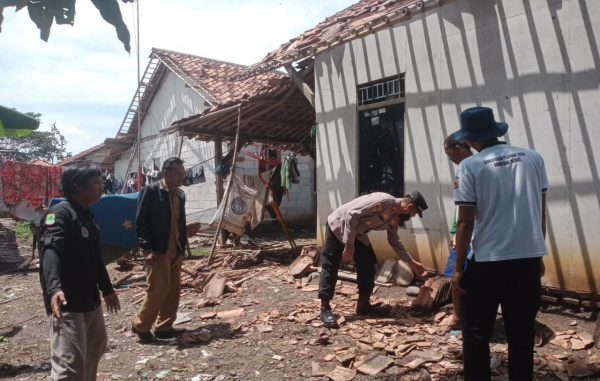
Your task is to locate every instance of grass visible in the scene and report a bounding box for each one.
[14,221,33,244]
[189,247,210,258]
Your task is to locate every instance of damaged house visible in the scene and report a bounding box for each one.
[233,0,600,295]
[102,48,316,226]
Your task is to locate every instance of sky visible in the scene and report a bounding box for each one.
[0,0,356,155]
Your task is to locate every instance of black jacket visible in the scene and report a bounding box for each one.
[136,180,186,254]
[39,200,114,314]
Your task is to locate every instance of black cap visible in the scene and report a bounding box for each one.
[406,190,428,218]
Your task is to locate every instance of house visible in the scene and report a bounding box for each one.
[103,48,316,226]
[233,0,600,293]
[56,143,111,169]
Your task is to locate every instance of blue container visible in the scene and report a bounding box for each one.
[49,193,139,249]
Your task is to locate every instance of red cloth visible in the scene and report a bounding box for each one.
[1,161,63,207]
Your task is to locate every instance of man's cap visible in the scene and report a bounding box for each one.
[450,107,508,142]
[406,190,428,218]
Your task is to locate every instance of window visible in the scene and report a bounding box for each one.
[357,76,405,198]
[358,75,405,106]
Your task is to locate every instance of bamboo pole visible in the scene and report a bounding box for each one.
[207,105,243,266]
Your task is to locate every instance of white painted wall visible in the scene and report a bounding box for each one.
[114,71,315,226]
[314,0,600,292]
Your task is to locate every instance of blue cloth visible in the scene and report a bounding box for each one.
[49,193,139,249]
[443,247,471,277]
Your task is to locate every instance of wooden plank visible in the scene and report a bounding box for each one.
[284,64,315,108]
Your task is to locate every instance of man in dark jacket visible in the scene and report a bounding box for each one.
[40,163,120,380]
[132,157,200,343]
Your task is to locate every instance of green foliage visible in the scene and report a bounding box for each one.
[0,0,132,52]
[14,220,33,244]
[0,112,71,163]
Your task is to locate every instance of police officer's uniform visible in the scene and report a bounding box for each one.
[319,191,427,314]
[39,199,114,380]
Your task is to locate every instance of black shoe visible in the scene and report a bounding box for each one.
[154,327,187,339]
[320,307,339,328]
[131,326,158,344]
[355,302,392,316]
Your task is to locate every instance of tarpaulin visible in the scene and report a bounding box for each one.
[50,192,139,249]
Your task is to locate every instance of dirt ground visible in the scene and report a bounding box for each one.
[1,230,599,381]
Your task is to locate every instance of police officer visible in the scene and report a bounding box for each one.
[40,163,120,380]
[319,191,429,328]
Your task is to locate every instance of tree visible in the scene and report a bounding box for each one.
[0,112,71,164]
[0,0,133,52]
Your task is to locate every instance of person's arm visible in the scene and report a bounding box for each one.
[450,207,457,235]
[94,242,120,313]
[452,163,476,294]
[40,210,70,321]
[94,238,114,297]
[540,192,547,276]
[454,206,475,273]
[135,185,153,253]
[387,227,427,277]
[540,156,548,276]
[386,227,412,262]
[42,247,63,301]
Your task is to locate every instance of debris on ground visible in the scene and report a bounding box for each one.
[0,228,598,380]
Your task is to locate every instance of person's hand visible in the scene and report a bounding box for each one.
[450,235,456,249]
[186,222,201,238]
[145,251,156,268]
[451,269,467,296]
[540,257,546,278]
[342,244,355,262]
[50,291,67,322]
[408,260,428,278]
[103,292,121,314]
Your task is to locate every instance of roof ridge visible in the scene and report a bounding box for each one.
[57,143,107,165]
[151,48,250,69]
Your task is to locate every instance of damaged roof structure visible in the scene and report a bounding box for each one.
[101,48,316,170]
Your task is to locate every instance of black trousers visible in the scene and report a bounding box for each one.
[318,224,377,301]
[460,256,541,381]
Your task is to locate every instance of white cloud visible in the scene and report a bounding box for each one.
[0,0,355,154]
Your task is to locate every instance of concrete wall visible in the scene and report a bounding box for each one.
[314,0,600,292]
[114,71,315,226]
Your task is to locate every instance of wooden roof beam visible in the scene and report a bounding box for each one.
[284,64,315,108]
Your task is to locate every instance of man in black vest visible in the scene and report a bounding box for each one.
[132,157,200,343]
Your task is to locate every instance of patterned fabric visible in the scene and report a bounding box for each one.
[1,161,62,207]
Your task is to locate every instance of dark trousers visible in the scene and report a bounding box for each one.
[318,224,377,301]
[460,256,541,381]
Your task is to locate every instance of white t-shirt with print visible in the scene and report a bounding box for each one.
[453,142,548,262]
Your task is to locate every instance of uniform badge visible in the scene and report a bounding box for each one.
[45,213,56,226]
[81,227,89,238]
[373,203,382,212]
[454,177,459,189]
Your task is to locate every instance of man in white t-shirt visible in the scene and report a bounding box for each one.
[450,107,547,381]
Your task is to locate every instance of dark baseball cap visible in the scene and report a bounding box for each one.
[406,191,428,218]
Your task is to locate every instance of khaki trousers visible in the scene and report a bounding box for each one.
[49,306,107,381]
[132,250,183,332]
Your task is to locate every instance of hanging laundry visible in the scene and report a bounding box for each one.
[193,165,205,184]
[288,153,300,184]
[183,164,206,186]
[281,155,291,190]
[268,163,285,206]
[280,153,301,190]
